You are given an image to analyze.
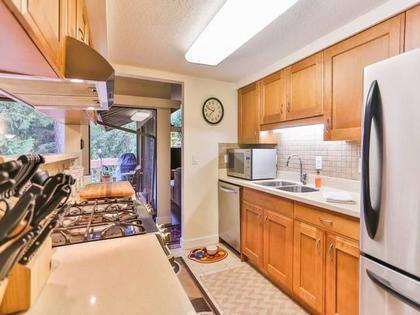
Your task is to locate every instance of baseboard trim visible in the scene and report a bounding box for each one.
[156,216,172,225]
[180,234,219,249]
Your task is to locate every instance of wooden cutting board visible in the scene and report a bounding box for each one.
[79,181,135,200]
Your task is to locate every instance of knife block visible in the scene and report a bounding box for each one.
[0,237,52,314]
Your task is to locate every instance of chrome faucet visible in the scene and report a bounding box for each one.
[286,154,307,185]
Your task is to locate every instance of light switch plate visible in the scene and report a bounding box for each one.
[224,154,228,164]
[192,155,199,165]
[315,156,322,170]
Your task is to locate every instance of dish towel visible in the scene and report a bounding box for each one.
[323,191,356,204]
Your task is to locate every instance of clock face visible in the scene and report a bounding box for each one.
[202,98,224,125]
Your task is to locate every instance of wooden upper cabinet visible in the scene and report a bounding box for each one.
[326,235,359,315]
[285,52,323,121]
[241,201,264,268]
[76,0,89,44]
[238,83,260,144]
[405,5,420,51]
[260,70,286,125]
[67,0,77,38]
[263,209,293,292]
[323,14,404,141]
[4,0,91,78]
[293,220,324,314]
[5,0,67,76]
[238,84,277,144]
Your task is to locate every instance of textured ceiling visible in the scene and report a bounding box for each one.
[106,0,388,82]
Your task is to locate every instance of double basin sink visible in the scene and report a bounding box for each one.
[252,180,319,193]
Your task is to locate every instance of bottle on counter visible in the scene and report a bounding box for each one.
[315,170,322,189]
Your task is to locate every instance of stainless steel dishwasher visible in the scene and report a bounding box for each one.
[218,181,240,252]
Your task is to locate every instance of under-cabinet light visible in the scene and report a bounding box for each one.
[131,111,152,122]
[69,78,84,83]
[185,0,298,65]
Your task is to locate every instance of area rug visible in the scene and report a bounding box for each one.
[199,264,307,315]
[174,257,220,315]
[188,247,228,264]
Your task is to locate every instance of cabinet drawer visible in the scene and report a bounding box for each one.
[294,203,359,240]
[243,188,293,218]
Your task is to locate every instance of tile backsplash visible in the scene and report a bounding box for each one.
[275,124,361,180]
[219,124,361,180]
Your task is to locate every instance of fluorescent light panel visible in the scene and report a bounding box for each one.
[185,0,298,66]
[272,124,324,134]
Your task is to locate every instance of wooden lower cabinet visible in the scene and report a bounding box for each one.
[241,201,264,268]
[325,235,359,315]
[240,189,360,315]
[293,220,325,314]
[263,209,293,292]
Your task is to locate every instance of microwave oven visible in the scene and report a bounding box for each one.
[227,148,277,180]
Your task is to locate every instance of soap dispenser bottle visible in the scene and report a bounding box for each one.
[315,170,322,189]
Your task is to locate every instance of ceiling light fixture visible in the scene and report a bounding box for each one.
[185,0,298,66]
[131,111,152,122]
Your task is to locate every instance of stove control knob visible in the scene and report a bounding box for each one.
[161,232,171,245]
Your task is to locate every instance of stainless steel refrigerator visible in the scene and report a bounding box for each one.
[360,48,420,314]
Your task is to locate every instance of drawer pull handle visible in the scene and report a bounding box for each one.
[320,218,333,226]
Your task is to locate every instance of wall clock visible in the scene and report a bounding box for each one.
[202,97,224,125]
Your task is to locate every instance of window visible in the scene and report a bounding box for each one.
[0,101,62,155]
[89,122,137,181]
[171,108,182,148]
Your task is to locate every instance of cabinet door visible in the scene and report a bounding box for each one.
[326,235,359,315]
[67,0,77,38]
[241,201,263,268]
[323,14,404,141]
[260,71,286,125]
[293,220,324,314]
[285,52,323,121]
[238,83,260,144]
[405,5,420,51]
[263,209,293,292]
[16,0,67,75]
[76,0,89,44]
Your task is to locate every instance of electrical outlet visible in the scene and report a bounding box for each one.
[315,156,322,170]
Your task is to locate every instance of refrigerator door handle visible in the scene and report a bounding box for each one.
[366,269,420,311]
[362,80,382,239]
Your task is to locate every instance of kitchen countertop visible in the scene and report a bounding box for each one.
[4,153,79,165]
[219,170,360,218]
[23,234,195,315]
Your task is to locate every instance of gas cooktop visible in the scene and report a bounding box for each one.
[51,198,157,247]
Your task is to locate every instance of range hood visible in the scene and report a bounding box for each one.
[0,37,114,111]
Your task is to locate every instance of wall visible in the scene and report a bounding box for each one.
[218,124,360,180]
[156,108,171,225]
[113,64,237,248]
[274,125,360,180]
